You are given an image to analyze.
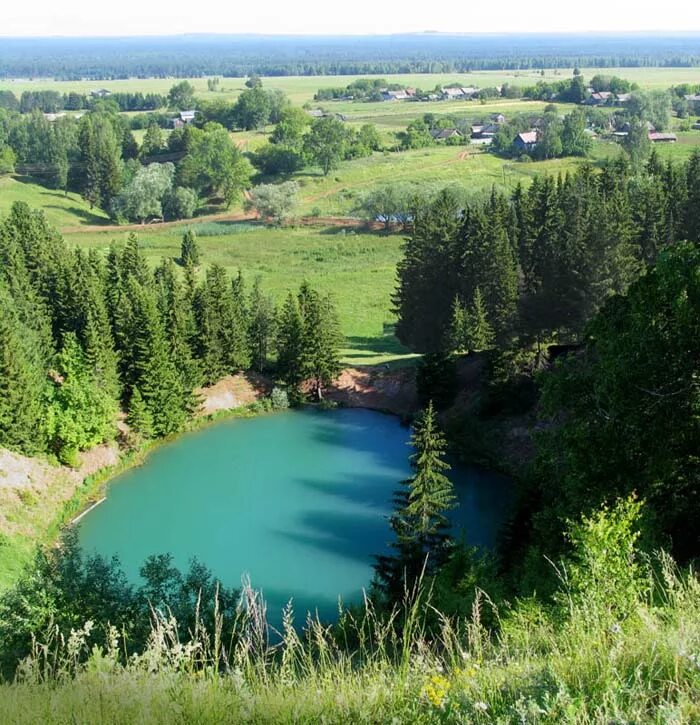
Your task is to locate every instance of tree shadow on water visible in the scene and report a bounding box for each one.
[307,410,411,469]
[273,506,392,567]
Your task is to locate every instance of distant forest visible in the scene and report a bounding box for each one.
[2,33,700,79]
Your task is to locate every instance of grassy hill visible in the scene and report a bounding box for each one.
[0,176,109,228]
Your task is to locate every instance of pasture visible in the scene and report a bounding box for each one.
[2,67,699,362]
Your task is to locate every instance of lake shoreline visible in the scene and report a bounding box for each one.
[1,358,525,591]
[76,407,512,626]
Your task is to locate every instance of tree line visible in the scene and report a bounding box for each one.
[0,90,167,114]
[394,151,700,358]
[3,34,700,80]
[0,203,342,464]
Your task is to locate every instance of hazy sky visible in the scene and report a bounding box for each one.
[4,0,700,36]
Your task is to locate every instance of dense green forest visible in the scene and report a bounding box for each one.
[0,202,341,464]
[393,150,700,567]
[2,34,700,79]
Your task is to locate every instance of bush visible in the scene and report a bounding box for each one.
[163,186,198,220]
[270,386,289,410]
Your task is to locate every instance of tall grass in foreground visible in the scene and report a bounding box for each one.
[1,502,700,724]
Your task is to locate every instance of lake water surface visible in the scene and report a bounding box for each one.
[78,408,511,624]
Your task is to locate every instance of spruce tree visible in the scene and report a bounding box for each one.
[464,287,495,352]
[248,276,277,373]
[0,283,49,455]
[73,250,121,399]
[276,292,305,396]
[130,280,189,436]
[394,188,464,352]
[180,230,201,268]
[127,386,154,440]
[449,295,468,353]
[375,402,456,599]
[193,264,250,384]
[299,285,342,400]
[155,258,201,405]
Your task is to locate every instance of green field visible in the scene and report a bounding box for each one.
[63,222,408,365]
[0,176,109,227]
[3,66,700,104]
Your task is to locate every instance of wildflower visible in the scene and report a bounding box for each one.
[474,701,488,712]
[609,623,622,635]
[423,673,451,708]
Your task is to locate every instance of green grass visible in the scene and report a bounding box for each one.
[1,540,699,723]
[64,223,409,365]
[291,146,608,217]
[0,176,109,228]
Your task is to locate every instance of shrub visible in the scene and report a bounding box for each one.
[163,186,198,220]
[270,387,289,410]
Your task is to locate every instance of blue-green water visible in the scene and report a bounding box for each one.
[78,408,511,623]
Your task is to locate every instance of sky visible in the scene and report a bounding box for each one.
[3,0,700,36]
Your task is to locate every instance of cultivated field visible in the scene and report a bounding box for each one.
[4,66,700,102]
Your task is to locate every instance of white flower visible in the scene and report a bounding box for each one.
[609,623,622,635]
[474,701,488,711]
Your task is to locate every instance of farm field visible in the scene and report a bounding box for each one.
[63,222,410,365]
[3,66,700,103]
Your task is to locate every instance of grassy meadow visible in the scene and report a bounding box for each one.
[64,223,409,364]
[0,176,109,228]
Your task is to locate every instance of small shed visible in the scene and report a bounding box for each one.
[648,132,677,143]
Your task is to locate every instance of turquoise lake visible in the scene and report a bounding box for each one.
[78,408,511,624]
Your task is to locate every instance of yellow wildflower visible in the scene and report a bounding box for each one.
[423,673,451,708]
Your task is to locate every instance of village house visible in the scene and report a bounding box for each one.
[171,110,197,128]
[585,91,613,105]
[90,88,111,98]
[442,87,465,100]
[491,113,506,124]
[381,89,410,101]
[430,127,462,141]
[460,87,479,99]
[477,123,500,138]
[513,130,539,153]
[648,131,677,143]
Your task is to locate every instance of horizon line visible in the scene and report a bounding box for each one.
[2,30,700,40]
